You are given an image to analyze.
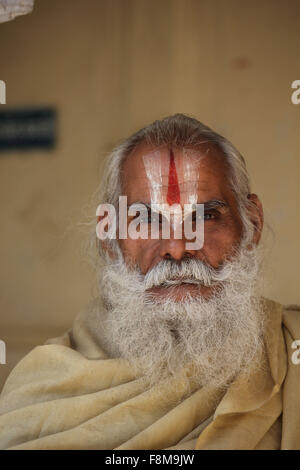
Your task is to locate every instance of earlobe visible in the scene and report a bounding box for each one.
[247,193,264,244]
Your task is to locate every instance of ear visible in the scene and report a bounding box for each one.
[246,194,264,245]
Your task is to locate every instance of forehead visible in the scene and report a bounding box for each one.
[121,142,233,204]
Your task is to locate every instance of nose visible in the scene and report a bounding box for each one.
[159,238,196,261]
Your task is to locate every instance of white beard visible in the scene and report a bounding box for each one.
[92,241,266,392]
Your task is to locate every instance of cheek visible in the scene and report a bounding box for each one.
[118,238,138,261]
[202,221,243,264]
[118,238,159,272]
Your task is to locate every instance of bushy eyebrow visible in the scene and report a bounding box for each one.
[203,199,228,210]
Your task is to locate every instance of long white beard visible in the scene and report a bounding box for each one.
[94,241,265,392]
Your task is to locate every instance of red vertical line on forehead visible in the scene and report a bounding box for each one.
[167,149,180,205]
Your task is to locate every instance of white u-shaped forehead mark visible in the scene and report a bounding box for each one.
[142,148,204,231]
[143,149,164,206]
[143,147,203,212]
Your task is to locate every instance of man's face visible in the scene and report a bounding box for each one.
[119,142,244,300]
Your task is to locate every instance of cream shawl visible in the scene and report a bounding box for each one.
[0,298,299,450]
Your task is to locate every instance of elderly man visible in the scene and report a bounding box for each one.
[0,114,299,450]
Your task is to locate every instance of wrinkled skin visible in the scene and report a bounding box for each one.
[99,142,263,300]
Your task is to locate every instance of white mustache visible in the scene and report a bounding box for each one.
[144,258,233,289]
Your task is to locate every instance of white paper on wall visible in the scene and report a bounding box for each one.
[0,0,34,23]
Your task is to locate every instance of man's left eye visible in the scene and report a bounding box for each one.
[203,211,219,221]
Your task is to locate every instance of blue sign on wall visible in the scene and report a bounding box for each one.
[0,108,57,151]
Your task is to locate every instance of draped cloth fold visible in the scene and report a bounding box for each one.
[0,298,299,449]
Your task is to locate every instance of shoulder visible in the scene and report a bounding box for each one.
[261,297,300,339]
[282,304,300,340]
[279,304,300,449]
[0,343,84,413]
[46,297,108,359]
[0,299,107,411]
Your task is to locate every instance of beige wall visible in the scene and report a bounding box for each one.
[0,0,300,387]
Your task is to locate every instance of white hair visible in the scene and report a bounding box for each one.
[88,238,266,394]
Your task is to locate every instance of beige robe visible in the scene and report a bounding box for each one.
[0,298,299,450]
